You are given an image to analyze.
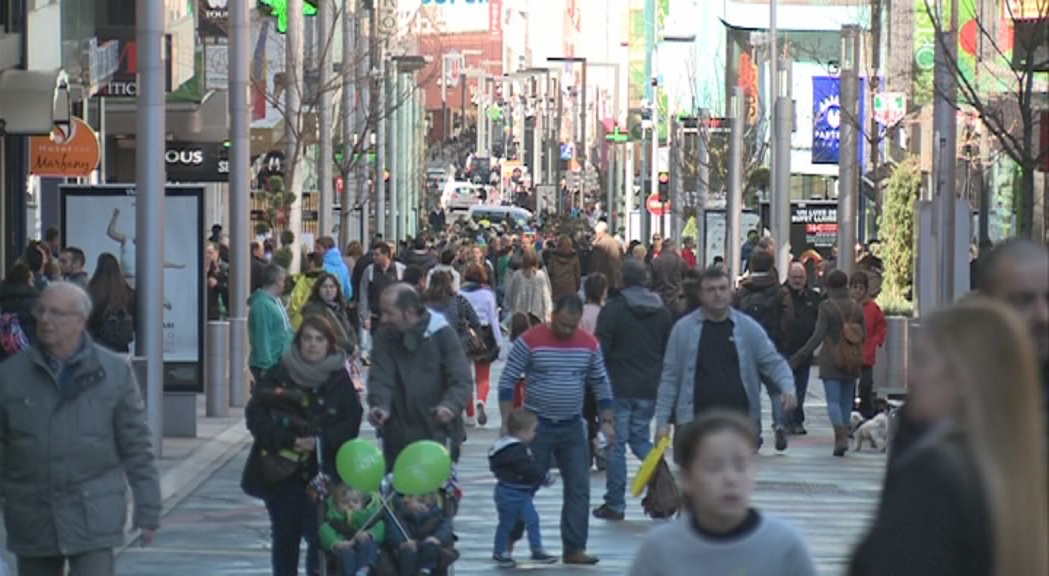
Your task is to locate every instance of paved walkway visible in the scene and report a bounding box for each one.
[112,363,886,576]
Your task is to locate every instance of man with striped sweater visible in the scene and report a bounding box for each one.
[498,294,616,565]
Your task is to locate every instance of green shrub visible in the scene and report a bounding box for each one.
[877,292,915,318]
[879,157,922,300]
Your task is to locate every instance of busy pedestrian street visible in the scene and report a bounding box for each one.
[112,363,885,576]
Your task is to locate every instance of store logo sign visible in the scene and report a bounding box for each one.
[165,142,229,182]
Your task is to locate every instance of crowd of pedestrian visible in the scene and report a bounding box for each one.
[0,212,1045,576]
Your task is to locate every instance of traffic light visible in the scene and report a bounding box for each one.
[658,171,669,202]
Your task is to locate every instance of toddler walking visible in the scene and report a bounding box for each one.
[488,409,557,567]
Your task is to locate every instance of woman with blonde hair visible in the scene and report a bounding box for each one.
[850,298,1048,576]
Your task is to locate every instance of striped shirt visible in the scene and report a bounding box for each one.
[498,324,614,421]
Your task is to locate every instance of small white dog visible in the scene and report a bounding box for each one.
[849,411,865,433]
[854,412,889,452]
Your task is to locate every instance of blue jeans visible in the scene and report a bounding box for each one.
[263,479,319,576]
[790,364,812,426]
[493,483,543,555]
[529,417,591,555]
[337,539,379,575]
[604,398,655,513]
[823,378,857,428]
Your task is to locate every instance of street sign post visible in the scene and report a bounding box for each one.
[646,192,671,216]
[873,92,906,126]
[606,125,629,143]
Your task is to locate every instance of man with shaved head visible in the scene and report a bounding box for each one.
[0,282,160,575]
[783,261,823,435]
[367,283,473,466]
[892,239,1049,459]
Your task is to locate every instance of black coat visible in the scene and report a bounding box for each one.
[488,437,545,488]
[241,362,363,499]
[785,284,823,358]
[594,286,672,400]
[0,282,38,349]
[207,261,230,321]
[850,430,991,576]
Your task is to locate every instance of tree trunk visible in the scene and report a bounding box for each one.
[1020,163,1036,239]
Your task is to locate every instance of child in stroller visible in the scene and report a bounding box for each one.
[319,484,386,576]
[387,491,458,576]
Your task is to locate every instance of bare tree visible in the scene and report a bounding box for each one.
[922,0,1049,238]
[250,4,442,245]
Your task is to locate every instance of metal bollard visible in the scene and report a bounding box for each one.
[206,321,230,417]
[228,317,249,407]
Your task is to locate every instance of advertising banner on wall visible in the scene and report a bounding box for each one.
[60,185,205,393]
[791,201,838,257]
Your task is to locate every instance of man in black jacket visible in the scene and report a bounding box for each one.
[592,259,673,521]
[783,261,822,435]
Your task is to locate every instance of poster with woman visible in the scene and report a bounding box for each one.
[60,185,205,392]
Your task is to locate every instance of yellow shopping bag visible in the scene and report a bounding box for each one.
[631,436,671,497]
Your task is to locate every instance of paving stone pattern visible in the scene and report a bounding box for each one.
[115,363,886,575]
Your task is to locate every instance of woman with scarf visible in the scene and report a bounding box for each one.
[241,315,364,576]
[301,271,357,355]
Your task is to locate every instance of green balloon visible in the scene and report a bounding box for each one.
[392,440,452,496]
[336,439,385,493]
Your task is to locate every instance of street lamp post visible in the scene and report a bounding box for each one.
[838,25,861,278]
[548,57,588,179]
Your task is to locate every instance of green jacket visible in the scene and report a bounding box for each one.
[248,289,293,369]
[319,493,386,551]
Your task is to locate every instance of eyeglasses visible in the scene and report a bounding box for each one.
[33,306,82,320]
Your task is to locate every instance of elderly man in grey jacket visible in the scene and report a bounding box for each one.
[655,268,796,444]
[0,282,161,576]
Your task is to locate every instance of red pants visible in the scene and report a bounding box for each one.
[466,361,492,417]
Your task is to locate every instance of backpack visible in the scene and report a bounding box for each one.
[828,299,864,376]
[0,312,30,358]
[98,308,135,349]
[738,284,784,347]
[287,273,319,331]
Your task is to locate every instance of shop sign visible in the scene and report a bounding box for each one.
[165,141,230,182]
[30,118,101,177]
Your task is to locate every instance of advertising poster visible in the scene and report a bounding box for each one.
[60,186,205,393]
[703,209,762,266]
[791,201,839,258]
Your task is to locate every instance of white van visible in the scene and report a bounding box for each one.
[441,181,488,213]
[467,205,533,228]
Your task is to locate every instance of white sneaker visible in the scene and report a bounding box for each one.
[465,416,477,427]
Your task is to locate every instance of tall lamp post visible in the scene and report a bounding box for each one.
[587,61,622,229]
[547,56,588,175]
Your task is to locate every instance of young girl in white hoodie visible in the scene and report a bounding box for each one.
[631,411,817,576]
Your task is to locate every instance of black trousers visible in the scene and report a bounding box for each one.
[859,366,875,419]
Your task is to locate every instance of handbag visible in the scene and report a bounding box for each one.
[641,458,681,519]
[459,322,490,361]
[258,449,301,484]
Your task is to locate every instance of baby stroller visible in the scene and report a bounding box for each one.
[317,432,461,576]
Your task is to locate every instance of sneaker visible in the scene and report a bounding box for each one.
[465,416,477,428]
[477,403,488,427]
[531,551,558,564]
[592,504,625,521]
[563,551,600,565]
[492,553,516,568]
[774,427,788,451]
[793,423,808,435]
